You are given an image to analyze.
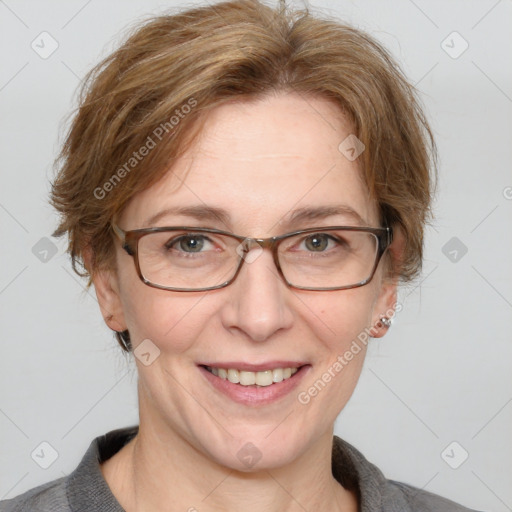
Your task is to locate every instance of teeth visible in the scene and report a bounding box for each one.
[239,371,256,385]
[208,366,299,386]
[227,369,240,384]
[272,368,284,383]
[255,370,273,387]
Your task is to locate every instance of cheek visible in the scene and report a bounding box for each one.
[303,287,376,349]
[119,274,217,353]
[295,291,375,420]
[115,250,216,352]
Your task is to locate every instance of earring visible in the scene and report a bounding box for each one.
[380,317,392,328]
[114,330,132,352]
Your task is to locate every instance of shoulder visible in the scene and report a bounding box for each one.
[332,436,484,512]
[385,479,483,512]
[0,477,69,512]
[0,426,137,512]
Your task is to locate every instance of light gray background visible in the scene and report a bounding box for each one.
[1,0,511,510]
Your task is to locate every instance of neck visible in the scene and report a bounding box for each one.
[102,415,357,512]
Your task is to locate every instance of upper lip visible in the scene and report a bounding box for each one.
[199,361,308,372]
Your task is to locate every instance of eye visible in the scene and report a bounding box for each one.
[166,234,211,253]
[303,233,335,252]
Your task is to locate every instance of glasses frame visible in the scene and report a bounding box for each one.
[111,223,393,292]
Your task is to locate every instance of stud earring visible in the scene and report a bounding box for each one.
[380,317,392,328]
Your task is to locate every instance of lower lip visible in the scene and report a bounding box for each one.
[198,365,309,406]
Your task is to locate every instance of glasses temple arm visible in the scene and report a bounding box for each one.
[385,226,393,248]
[111,223,124,241]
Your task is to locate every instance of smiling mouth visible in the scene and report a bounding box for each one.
[203,366,301,387]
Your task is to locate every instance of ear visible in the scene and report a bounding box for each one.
[369,225,405,338]
[84,246,127,332]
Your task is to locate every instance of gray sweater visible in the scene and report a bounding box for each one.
[0,426,481,511]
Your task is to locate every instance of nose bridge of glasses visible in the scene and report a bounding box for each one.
[235,237,281,275]
[237,236,275,253]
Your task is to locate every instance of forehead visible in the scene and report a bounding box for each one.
[121,92,379,233]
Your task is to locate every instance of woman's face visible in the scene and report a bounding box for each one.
[96,92,398,470]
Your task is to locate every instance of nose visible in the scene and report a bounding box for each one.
[219,247,294,342]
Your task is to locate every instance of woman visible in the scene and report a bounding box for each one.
[0,1,482,510]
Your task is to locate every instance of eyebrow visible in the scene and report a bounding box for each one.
[285,205,368,228]
[143,206,231,228]
[142,204,368,229]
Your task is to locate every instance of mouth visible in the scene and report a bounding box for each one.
[202,365,300,387]
[198,363,309,405]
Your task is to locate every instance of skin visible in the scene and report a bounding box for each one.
[89,92,403,512]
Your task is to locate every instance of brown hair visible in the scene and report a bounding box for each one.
[51,0,436,350]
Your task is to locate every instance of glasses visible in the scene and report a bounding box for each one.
[112,224,393,292]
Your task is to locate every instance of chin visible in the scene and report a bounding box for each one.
[201,424,319,473]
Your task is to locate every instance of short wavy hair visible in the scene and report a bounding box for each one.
[51,0,436,350]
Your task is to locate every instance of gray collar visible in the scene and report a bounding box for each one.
[65,425,411,512]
